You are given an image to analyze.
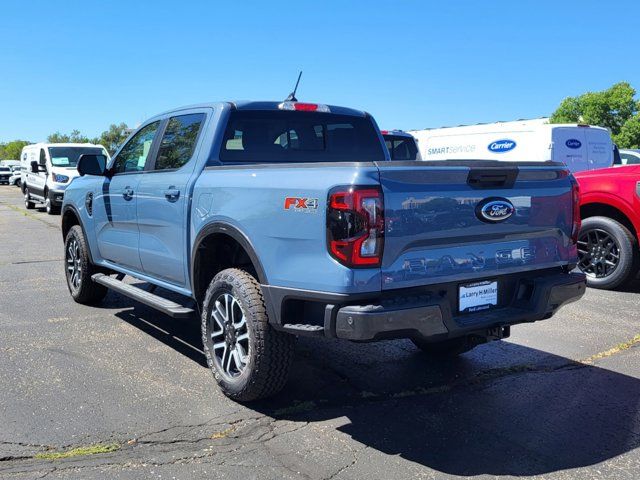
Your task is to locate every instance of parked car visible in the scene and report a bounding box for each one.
[9,166,23,186]
[61,100,586,402]
[20,143,109,214]
[0,166,11,184]
[0,159,21,169]
[409,119,614,173]
[613,149,640,166]
[574,165,640,289]
[381,130,421,160]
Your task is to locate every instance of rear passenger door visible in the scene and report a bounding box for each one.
[137,110,207,286]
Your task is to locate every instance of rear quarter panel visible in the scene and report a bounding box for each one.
[575,166,640,237]
[191,164,382,294]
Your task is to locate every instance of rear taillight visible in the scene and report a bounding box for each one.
[327,186,384,267]
[570,175,581,244]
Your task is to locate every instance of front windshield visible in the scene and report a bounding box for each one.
[48,147,105,168]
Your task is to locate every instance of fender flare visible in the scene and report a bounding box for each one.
[61,204,96,264]
[580,193,640,238]
[190,222,268,292]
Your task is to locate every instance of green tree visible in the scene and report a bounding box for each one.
[47,129,97,144]
[550,82,640,147]
[98,123,130,155]
[47,131,71,143]
[616,114,640,149]
[0,140,30,159]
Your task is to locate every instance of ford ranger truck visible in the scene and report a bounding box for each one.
[60,101,586,402]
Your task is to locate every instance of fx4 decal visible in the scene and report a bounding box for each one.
[284,197,319,213]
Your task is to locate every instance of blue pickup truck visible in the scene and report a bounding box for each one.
[61,100,586,401]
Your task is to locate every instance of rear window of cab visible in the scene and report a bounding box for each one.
[219,110,385,164]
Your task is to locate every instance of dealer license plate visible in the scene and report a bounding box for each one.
[459,280,498,313]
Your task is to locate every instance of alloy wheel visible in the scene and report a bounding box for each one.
[577,228,620,278]
[209,293,250,379]
[66,238,82,290]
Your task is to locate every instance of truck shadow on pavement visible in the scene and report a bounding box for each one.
[114,298,640,477]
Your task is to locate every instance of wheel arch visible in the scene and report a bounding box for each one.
[61,205,81,240]
[191,222,268,303]
[580,202,639,244]
[61,205,96,264]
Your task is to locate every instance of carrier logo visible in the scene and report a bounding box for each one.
[565,138,582,149]
[476,198,515,223]
[284,196,319,213]
[488,139,517,153]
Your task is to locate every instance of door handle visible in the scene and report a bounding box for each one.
[122,187,134,200]
[164,188,180,202]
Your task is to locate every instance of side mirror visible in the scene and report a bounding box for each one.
[30,160,39,173]
[77,154,108,177]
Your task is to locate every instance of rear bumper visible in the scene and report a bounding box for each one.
[263,269,586,342]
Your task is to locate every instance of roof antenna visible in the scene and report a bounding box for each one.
[285,71,302,102]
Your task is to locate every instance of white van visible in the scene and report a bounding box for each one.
[409,118,614,173]
[21,143,109,214]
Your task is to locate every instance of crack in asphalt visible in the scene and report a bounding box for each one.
[10,259,60,265]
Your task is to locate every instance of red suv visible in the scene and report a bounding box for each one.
[574,165,640,289]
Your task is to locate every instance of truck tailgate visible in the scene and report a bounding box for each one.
[378,161,577,290]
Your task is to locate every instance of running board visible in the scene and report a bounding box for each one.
[91,273,194,318]
[282,323,325,337]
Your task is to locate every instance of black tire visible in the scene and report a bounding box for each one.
[412,337,477,357]
[45,195,59,215]
[64,225,108,305]
[577,216,638,290]
[24,188,35,209]
[201,268,296,402]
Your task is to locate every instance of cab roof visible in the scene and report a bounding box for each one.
[156,101,368,118]
[26,143,105,148]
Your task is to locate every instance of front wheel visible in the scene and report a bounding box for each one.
[64,225,108,304]
[201,268,296,402]
[45,196,59,215]
[577,216,638,290]
[24,188,35,209]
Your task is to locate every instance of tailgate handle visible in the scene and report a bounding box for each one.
[467,168,518,189]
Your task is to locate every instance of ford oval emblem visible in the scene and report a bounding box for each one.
[476,198,515,223]
[565,138,582,149]
[487,139,517,153]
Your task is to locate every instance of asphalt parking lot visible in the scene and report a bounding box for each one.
[0,184,638,480]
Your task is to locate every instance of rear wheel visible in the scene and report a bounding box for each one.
[412,337,477,357]
[577,216,638,290]
[201,268,296,402]
[24,188,35,209]
[64,225,108,304]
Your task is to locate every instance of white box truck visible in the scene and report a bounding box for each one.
[409,118,614,173]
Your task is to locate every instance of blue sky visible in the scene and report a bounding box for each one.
[1,0,638,142]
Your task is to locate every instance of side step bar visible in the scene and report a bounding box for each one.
[92,273,194,318]
[281,323,325,337]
